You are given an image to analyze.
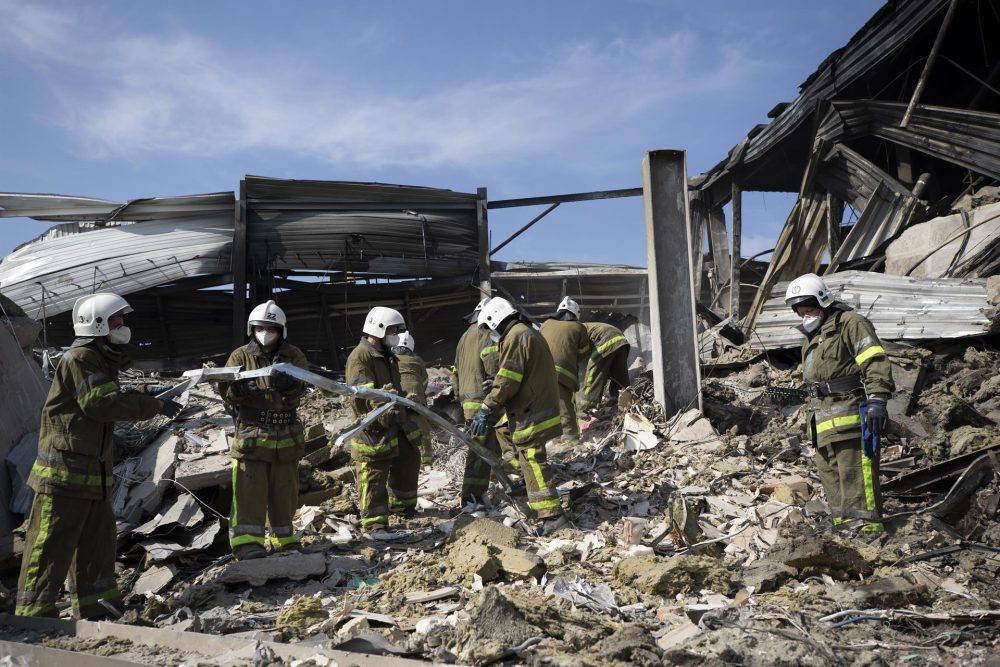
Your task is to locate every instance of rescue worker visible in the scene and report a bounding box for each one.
[540,297,591,442]
[17,293,180,618]
[786,273,893,533]
[579,321,631,410]
[393,332,434,467]
[345,307,422,530]
[470,297,567,532]
[218,300,309,559]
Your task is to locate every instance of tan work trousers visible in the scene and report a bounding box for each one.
[814,432,884,532]
[355,434,421,528]
[229,458,300,556]
[557,384,580,439]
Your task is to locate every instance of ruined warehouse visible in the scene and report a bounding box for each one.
[2,0,1000,664]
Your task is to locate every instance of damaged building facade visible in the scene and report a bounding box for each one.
[3,0,1000,664]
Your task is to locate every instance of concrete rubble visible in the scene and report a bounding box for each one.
[0,341,998,665]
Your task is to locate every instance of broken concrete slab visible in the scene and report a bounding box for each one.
[132,563,177,596]
[219,552,327,586]
[613,554,731,597]
[173,453,232,491]
[740,560,797,593]
[494,545,545,581]
[884,201,1000,278]
[766,533,872,578]
[120,432,179,524]
[451,517,520,549]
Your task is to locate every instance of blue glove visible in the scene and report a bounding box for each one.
[482,376,494,394]
[469,406,492,437]
[860,401,885,458]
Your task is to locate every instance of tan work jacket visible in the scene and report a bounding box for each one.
[540,319,591,390]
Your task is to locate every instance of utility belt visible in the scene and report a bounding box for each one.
[804,373,863,398]
[238,407,297,427]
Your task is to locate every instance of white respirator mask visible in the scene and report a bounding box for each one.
[107,326,132,345]
[255,329,280,347]
[384,333,402,348]
[801,315,823,334]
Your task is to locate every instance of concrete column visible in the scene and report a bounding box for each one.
[641,149,703,415]
[476,187,491,297]
[231,179,248,349]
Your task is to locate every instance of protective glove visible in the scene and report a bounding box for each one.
[481,376,494,394]
[159,398,183,419]
[271,371,299,392]
[864,398,888,438]
[229,379,259,398]
[469,405,492,437]
[377,383,400,428]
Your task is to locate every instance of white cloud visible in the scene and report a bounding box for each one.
[0,2,775,169]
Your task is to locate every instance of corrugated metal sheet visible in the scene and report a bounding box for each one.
[0,193,234,318]
[752,271,995,350]
[0,192,234,221]
[245,177,479,277]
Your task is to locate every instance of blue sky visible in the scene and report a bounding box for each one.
[0,0,882,266]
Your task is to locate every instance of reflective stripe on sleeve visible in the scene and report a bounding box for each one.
[854,345,885,365]
[497,368,523,382]
[596,335,626,355]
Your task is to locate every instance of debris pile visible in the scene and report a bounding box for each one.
[3,339,1000,665]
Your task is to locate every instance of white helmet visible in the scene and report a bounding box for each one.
[785,273,833,310]
[247,300,288,336]
[557,296,580,319]
[72,293,132,337]
[473,297,491,314]
[363,306,406,338]
[478,297,518,331]
[394,331,415,351]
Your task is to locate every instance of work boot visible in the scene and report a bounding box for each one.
[236,547,268,561]
[537,514,569,536]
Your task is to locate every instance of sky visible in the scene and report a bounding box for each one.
[0,0,883,266]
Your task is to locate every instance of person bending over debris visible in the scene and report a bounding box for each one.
[540,297,592,443]
[470,297,567,532]
[17,293,179,618]
[345,307,422,531]
[392,332,434,466]
[218,300,309,559]
[786,273,894,533]
[579,321,630,411]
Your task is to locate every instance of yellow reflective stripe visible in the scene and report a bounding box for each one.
[862,447,877,513]
[30,461,107,488]
[577,345,590,356]
[861,523,885,532]
[596,335,626,355]
[815,414,861,433]
[529,498,562,511]
[230,461,239,534]
[361,514,389,526]
[77,381,117,410]
[390,496,418,507]
[351,437,398,455]
[497,368,523,382]
[854,345,885,365]
[480,345,498,359]
[522,447,548,493]
[238,436,299,450]
[555,365,577,382]
[512,415,561,442]
[269,534,298,547]
[15,601,57,616]
[230,534,266,548]
[462,400,483,411]
[356,382,376,388]
[405,429,422,442]
[21,494,54,598]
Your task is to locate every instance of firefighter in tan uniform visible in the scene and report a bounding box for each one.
[580,321,630,410]
[540,297,591,442]
[219,300,309,559]
[17,293,180,617]
[393,332,434,466]
[345,307,422,530]
[786,274,894,533]
[470,298,567,532]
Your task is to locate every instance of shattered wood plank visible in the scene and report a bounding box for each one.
[403,586,462,605]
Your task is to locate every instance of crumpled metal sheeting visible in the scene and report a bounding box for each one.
[0,192,235,222]
[752,271,993,350]
[0,216,233,319]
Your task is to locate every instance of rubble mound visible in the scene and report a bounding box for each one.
[613,554,731,598]
[450,586,541,664]
[766,531,872,579]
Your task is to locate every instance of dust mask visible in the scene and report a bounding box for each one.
[255,330,280,347]
[489,330,501,343]
[108,326,131,345]
[384,333,402,348]
[801,315,823,334]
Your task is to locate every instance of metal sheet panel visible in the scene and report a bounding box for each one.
[752,271,994,349]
